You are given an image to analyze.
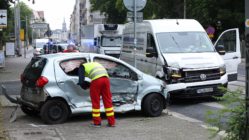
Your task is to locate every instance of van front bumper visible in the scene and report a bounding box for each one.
[168,83,227,98]
[166,74,228,98]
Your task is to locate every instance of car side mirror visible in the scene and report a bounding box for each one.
[146,47,158,57]
[215,45,226,55]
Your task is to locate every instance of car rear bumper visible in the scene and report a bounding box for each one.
[1,85,39,109]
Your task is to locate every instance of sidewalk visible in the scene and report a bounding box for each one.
[0,48,33,82]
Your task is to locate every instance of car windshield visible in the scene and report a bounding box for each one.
[156,32,215,53]
[22,57,47,87]
[101,36,122,47]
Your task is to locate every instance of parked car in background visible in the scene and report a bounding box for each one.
[2,53,169,124]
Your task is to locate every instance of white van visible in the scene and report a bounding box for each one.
[120,19,241,98]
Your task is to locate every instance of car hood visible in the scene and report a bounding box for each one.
[162,52,224,69]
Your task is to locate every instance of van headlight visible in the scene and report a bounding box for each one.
[167,67,182,78]
[219,65,226,76]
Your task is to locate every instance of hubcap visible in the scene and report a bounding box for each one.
[151,98,160,111]
[49,105,63,120]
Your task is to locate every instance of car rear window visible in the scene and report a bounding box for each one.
[22,57,47,87]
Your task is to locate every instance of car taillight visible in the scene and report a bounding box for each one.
[36,76,48,88]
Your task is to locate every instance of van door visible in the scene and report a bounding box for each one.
[214,28,241,81]
[140,33,158,76]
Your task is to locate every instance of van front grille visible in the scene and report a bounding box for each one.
[184,68,221,83]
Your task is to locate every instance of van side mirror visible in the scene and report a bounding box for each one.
[215,45,226,55]
[146,47,158,57]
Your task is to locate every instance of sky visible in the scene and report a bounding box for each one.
[23,0,75,30]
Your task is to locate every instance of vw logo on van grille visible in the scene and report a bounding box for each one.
[200,74,207,81]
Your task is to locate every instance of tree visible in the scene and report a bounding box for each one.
[89,0,244,37]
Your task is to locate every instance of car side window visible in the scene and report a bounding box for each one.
[215,30,236,53]
[93,57,136,80]
[147,33,156,51]
[60,58,87,76]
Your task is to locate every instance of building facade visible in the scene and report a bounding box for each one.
[70,0,106,44]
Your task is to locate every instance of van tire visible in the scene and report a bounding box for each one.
[142,94,164,117]
[21,105,39,116]
[40,99,69,124]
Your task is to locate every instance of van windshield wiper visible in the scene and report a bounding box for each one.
[171,35,182,51]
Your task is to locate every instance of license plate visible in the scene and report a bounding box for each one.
[197,87,213,93]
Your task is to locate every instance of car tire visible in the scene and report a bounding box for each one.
[21,105,39,116]
[142,94,164,117]
[40,99,69,124]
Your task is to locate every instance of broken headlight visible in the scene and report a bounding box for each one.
[167,67,182,79]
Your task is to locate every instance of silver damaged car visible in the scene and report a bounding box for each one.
[2,53,169,124]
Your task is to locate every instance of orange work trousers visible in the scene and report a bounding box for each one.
[90,76,115,125]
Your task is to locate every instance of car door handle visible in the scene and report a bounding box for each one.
[233,56,239,59]
[144,60,147,62]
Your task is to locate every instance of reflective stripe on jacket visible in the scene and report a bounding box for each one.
[83,62,108,81]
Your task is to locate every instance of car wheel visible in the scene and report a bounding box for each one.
[142,94,164,117]
[40,99,69,124]
[21,105,39,116]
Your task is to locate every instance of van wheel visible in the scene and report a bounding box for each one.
[21,105,39,116]
[40,99,69,124]
[142,94,164,117]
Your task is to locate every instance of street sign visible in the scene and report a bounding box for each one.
[127,12,143,22]
[246,19,249,28]
[123,0,147,11]
[31,23,48,29]
[0,10,7,28]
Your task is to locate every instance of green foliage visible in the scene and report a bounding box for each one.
[89,0,244,37]
[0,1,33,45]
[205,88,246,140]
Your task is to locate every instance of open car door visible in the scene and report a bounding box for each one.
[214,28,241,82]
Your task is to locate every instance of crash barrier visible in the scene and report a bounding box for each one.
[0,50,5,68]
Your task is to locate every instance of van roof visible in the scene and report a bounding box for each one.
[143,19,205,33]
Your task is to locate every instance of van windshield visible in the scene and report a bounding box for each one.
[101,36,122,47]
[156,32,215,53]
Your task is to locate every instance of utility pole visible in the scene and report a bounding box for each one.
[133,0,137,68]
[183,0,186,19]
[245,0,249,139]
[24,16,28,58]
[14,0,21,56]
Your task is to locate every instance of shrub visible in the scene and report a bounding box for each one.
[205,87,247,140]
